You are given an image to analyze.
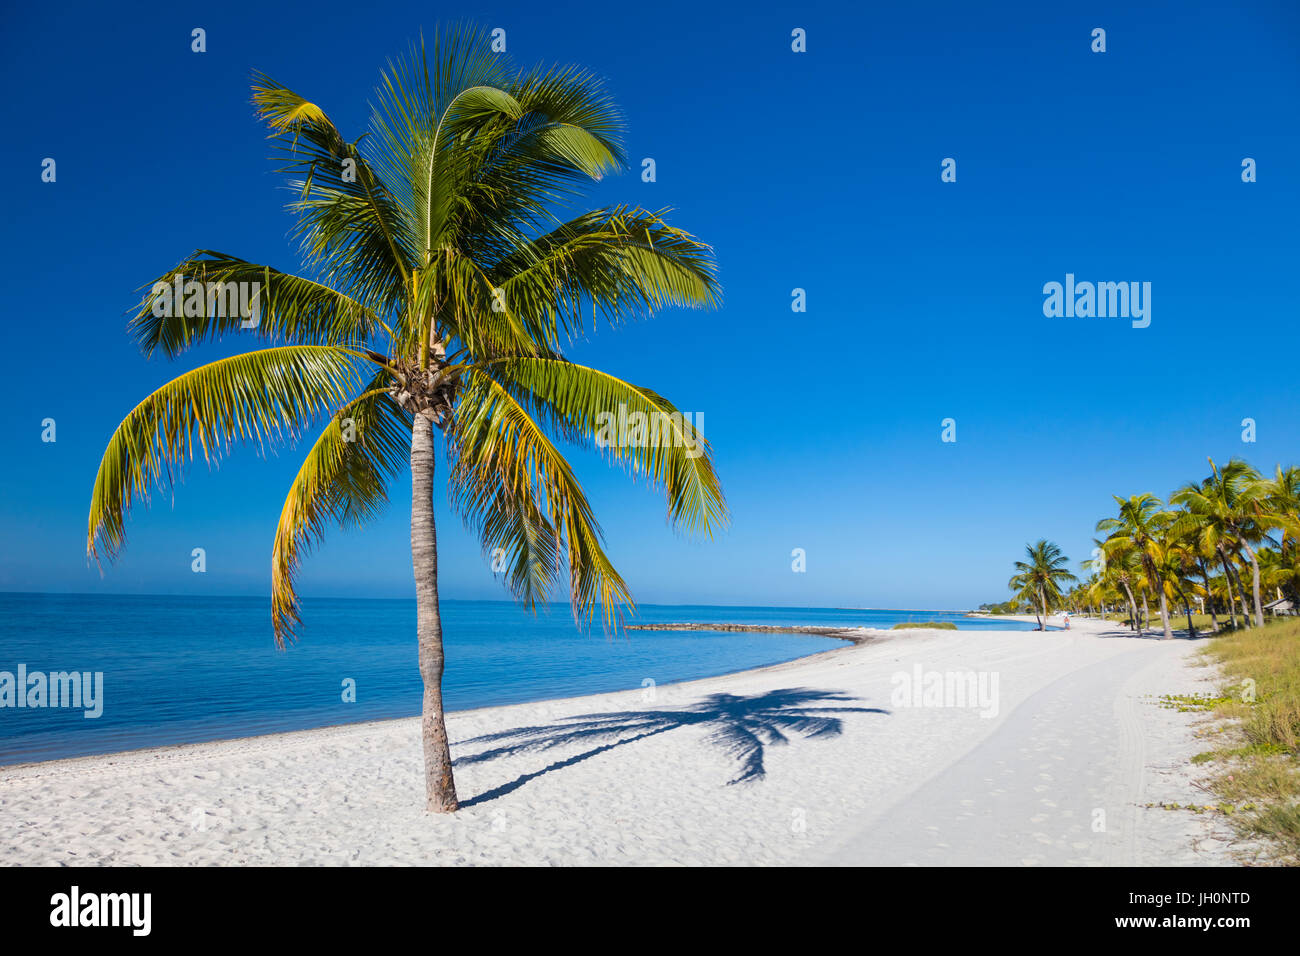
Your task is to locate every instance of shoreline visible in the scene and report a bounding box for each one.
[625,622,877,642]
[1,601,989,769]
[0,618,1247,866]
[0,638,865,780]
[0,635,870,774]
[0,616,1021,771]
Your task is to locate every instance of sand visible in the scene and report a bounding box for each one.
[0,616,1255,866]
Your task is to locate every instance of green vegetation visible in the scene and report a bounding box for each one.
[1209,617,1300,750]
[977,600,1021,615]
[1156,692,1237,712]
[1008,540,1077,630]
[988,457,1300,639]
[1195,616,1300,862]
[891,621,958,631]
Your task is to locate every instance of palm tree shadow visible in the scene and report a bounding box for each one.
[454,687,887,807]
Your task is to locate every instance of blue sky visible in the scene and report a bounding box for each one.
[2,0,1297,611]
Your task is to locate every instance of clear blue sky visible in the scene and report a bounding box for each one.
[2,0,1297,610]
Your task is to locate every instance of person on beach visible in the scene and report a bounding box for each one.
[1062,611,1071,630]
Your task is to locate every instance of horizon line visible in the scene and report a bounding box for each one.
[0,590,979,613]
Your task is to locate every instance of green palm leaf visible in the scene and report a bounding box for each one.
[448,369,632,626]
[271,375,411,644]
[253,74,414,313]
[130,252,384,357]
[484,356,727,536]
[486,206,719,349]
[88,345,366,562]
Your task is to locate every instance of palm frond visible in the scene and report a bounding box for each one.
[271,374,411,644]
[483,356,727,536]
[448,369,632,626]
[253,73,414,313]
[130,252,384,357]
[88,345,366,562]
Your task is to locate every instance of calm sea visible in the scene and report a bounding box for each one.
[0,594,1037,765]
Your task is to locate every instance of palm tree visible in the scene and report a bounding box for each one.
[1253,465,1300,532]
[1182,533,1222,632]
[1258,547,1295,610]
[1097,493,1176,639]
[1083,537,1132,626]
[1249,464,1300,605]
[1172,459,1273,628]
[1065,582,1086,614]
[1111,541,1146,631]
[1077,576,1102,618]
[1172,475,1245,629]
[1154,535,1201,637]
[1095,576,1123,619]
[85,29,727,813]
[1008,540,1076,630]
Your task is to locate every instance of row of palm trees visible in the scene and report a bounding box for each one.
[1005,458,1300,639]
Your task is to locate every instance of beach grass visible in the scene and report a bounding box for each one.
[891,621,959,630]
[1199,616,1300,860]
[1155,612,1257,632]
[1089,612,1239,633]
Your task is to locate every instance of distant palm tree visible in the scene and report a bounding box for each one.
[1082,538,1132,625]
[1257,548,1295,609]
[86,28,727,812]
[1171,520,1221,632]
[1009,540,1076,630]
[1097,493,1176,639]
[1154,538,1201,637]
[1111,544,1148,632]
[1093,576,1123,619]
[1079,574,1104,618]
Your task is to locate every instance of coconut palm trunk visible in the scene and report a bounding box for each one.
[1198,559,1220,632]
[1226,554,1252,627]
[1240,540,1266,628]
[1216,551,1240,628]
[410,416,458,811]
[1120,582,1138,631]
[1157,589,1173,640]
[1170,579,1197,638]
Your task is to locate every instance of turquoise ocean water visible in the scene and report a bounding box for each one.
[0,594,1038,765]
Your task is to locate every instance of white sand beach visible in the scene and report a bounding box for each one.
[0,617,1252,866]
